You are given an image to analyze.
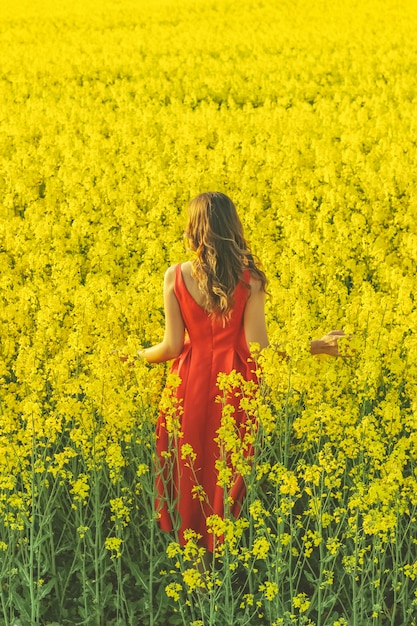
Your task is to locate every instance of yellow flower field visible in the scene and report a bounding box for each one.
[1,0,417,624]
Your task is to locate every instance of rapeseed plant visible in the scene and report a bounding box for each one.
[1,0,417,623]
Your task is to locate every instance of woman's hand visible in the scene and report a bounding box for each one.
[310,330,351,357]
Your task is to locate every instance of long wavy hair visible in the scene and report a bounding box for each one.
[185,192,267,318]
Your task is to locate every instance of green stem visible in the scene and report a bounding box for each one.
[352,509,360,626]
[93,468,102,626]
[29,413,37,625]
[149,512,154,626]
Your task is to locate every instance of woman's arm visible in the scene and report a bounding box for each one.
[138,266,185,363]
[244,278,269,352]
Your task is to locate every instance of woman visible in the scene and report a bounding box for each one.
[139,192,343,552]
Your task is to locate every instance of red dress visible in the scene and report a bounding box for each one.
[155,263,258,552]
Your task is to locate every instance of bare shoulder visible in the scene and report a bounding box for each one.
[164,264,178,288]
[180,260,193,277]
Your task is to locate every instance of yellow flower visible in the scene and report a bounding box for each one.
[70,474,90,505]
[77,525,89,539]
[240,593,254,609]
[326,537,342,556]
[249,499,270,524]
[165,582,182,602]
[293,592,311,613]
[181,443,197,462]
[166,542,182,559]
[136,463,149,478]
[191,484,208,502]
[259,581,279,601]
[109,496,131,527]
[104,537,123,559]
[252,537,270,560]
[182,567,205,592]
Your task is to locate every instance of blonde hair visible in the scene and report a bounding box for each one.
[185,192,267,318]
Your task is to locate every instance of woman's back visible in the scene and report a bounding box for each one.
[178,260,268,353]
[174,262,253,373]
